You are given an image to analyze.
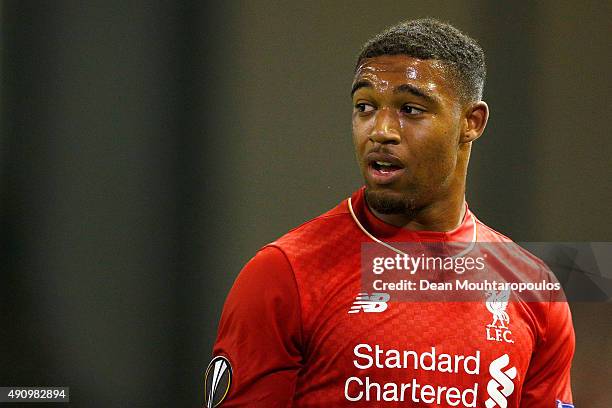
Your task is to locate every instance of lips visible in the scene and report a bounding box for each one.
[365,152,405,185]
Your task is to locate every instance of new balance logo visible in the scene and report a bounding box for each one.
[486,354,516,408]
[348,292,390,314]
[556,401,574,408]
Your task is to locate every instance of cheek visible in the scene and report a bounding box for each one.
[352,116,370,151]
[408,125,459,178]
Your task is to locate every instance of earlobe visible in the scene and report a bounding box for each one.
[460,101,489,144]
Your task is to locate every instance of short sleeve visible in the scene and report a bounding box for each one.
[520,300,575,407]
[209,245,303,407]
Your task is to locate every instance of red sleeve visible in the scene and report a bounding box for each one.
[520,300,575,407]
[209,246,303,407]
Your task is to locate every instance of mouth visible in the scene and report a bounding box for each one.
[366,153,405,185]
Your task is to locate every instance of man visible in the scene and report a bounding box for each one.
[205,19,574,407]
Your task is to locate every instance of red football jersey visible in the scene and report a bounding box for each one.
[209,187,574,407]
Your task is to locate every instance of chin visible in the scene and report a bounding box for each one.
[364,186,418,215]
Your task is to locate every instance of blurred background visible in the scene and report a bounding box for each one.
[1,1,610,406]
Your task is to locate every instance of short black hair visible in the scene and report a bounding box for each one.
[356,18,486,102]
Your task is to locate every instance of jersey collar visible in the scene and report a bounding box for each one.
[349,186,475,243]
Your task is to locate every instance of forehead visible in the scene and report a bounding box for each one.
[353,55,456,99]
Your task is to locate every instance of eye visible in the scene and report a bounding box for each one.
[401,104,425,115]
[355,103,375,113]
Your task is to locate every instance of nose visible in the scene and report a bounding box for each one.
[369,108,401,145]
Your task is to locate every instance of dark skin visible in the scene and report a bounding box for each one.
[351,55,489,232]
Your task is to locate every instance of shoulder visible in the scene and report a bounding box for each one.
[266,197,357,253]
[472,212,559,297]
[227,246,297,303]
[472,211,513,243]
[473,211,551,271]
[283,197,351,235]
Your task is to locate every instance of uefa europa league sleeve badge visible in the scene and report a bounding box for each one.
[204,356,232,407]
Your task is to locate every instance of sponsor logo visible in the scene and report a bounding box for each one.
[204,356,232,408]
[485,354,516,408]
[348,292,390,314]
[556,400,575,408]
[346,344,480,405]
[485,289,514,343]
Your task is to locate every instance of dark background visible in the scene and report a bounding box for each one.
[1,1,610,407]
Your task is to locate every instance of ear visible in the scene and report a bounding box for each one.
[460,101,489,144]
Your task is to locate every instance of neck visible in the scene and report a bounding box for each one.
[367,192,467,232]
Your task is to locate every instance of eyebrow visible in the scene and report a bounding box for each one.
[351,80,439,105]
